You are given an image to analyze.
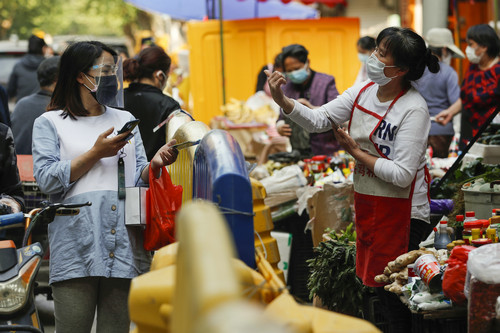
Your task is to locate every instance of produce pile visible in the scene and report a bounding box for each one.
[477,124,500,145]
[307,224,372,317]
[374,248,441,295]
[221,98,276,125]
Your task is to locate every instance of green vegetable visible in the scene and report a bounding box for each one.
[326,222,357,243]
[307,239,373,317]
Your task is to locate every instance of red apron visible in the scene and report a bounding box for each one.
[348,82,415,287]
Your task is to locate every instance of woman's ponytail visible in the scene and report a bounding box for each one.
[425,48,440,74]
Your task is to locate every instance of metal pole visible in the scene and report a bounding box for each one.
[219,0,226,104]
[494,0,499,33]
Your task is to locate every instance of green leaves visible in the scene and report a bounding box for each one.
[327,222,356,243]
[0,0,141,40]
[307,239,372,317]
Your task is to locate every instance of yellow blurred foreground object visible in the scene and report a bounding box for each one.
[129,200,380,333]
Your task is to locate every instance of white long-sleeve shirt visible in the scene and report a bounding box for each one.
[286,81,431,222]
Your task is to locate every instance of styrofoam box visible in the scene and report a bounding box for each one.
[270,231,292,283]
[468,143,500,164]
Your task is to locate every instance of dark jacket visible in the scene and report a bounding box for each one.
[124,83,181,160]
[0,123,24,210]
[0,85,10,126]
[11,90,51,154]
[7,54,45,102]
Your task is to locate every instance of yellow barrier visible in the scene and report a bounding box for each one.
[251,178,284,283]
[166,121,210,203]
[187,17,360,125]
[128,201,380,333]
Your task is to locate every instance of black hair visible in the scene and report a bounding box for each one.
[357,36,376,52]
[48,41,117,119]
[122,46,171,82]
[428,46,443,58]
[273,53,283,70]
[37,56,60,87]
[28,35,46,55]
[466,24,500,58]
[377,27,440,82]
[115,46,129,59]
[281,44,309,64]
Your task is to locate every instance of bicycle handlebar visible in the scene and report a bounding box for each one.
[0,212,25,227]
[21,201,92,248]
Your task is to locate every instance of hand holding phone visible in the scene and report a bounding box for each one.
[117,119,140,141]
[325,113,340,130]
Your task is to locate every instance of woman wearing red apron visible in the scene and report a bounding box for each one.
[266,27,439,332]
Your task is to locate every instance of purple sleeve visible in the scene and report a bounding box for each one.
[326,78,339,103]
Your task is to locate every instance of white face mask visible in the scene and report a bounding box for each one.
[466,45,482,64]
[366,53,398,86]
[358,53,369,63]
[442,53,452,66]
[156,71,167,90]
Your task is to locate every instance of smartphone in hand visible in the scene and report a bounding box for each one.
[117,119,140,141]
[325,113,340,130]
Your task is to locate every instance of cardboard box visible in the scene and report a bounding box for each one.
[125,187,148,226]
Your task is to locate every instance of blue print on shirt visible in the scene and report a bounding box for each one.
[373,120,397,157]
[373,120,397,141]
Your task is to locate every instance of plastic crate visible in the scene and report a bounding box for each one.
[22,181,49,212]
[411,311,467,333]
[365,296,390,333]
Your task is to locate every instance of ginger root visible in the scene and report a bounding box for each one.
[374,274,390,284]
[388,261,402,273]
[395,250,422,268]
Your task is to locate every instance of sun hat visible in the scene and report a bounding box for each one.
[426,28,465,58]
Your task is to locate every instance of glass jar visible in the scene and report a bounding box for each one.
[463,221,483,244]
[311,155,327,173]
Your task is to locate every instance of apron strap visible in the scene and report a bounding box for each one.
[424,165,431,203]
[348,82,375,132]
[369,88,408,158]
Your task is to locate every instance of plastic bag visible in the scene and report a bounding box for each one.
[144,165,183,251]
[442,245,475,305]
[466,243,500,333]
[429,199,454,215]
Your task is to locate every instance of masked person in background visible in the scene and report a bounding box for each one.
[412,28,464,158]
[32,41,178,333]
[267,27,439,331]
[8,34,49,103]
[434,24,500,152]
[354,36,376,85]
[11,56,60,155]
[276,44,340,158]
[123,46,181,161]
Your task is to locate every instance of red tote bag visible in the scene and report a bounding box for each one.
[144,164,183,251]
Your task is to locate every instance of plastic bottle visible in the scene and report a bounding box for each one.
[464,211,477,223]
[486,228,497,243]
[434,221,452,250]
[463,212,479,245]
